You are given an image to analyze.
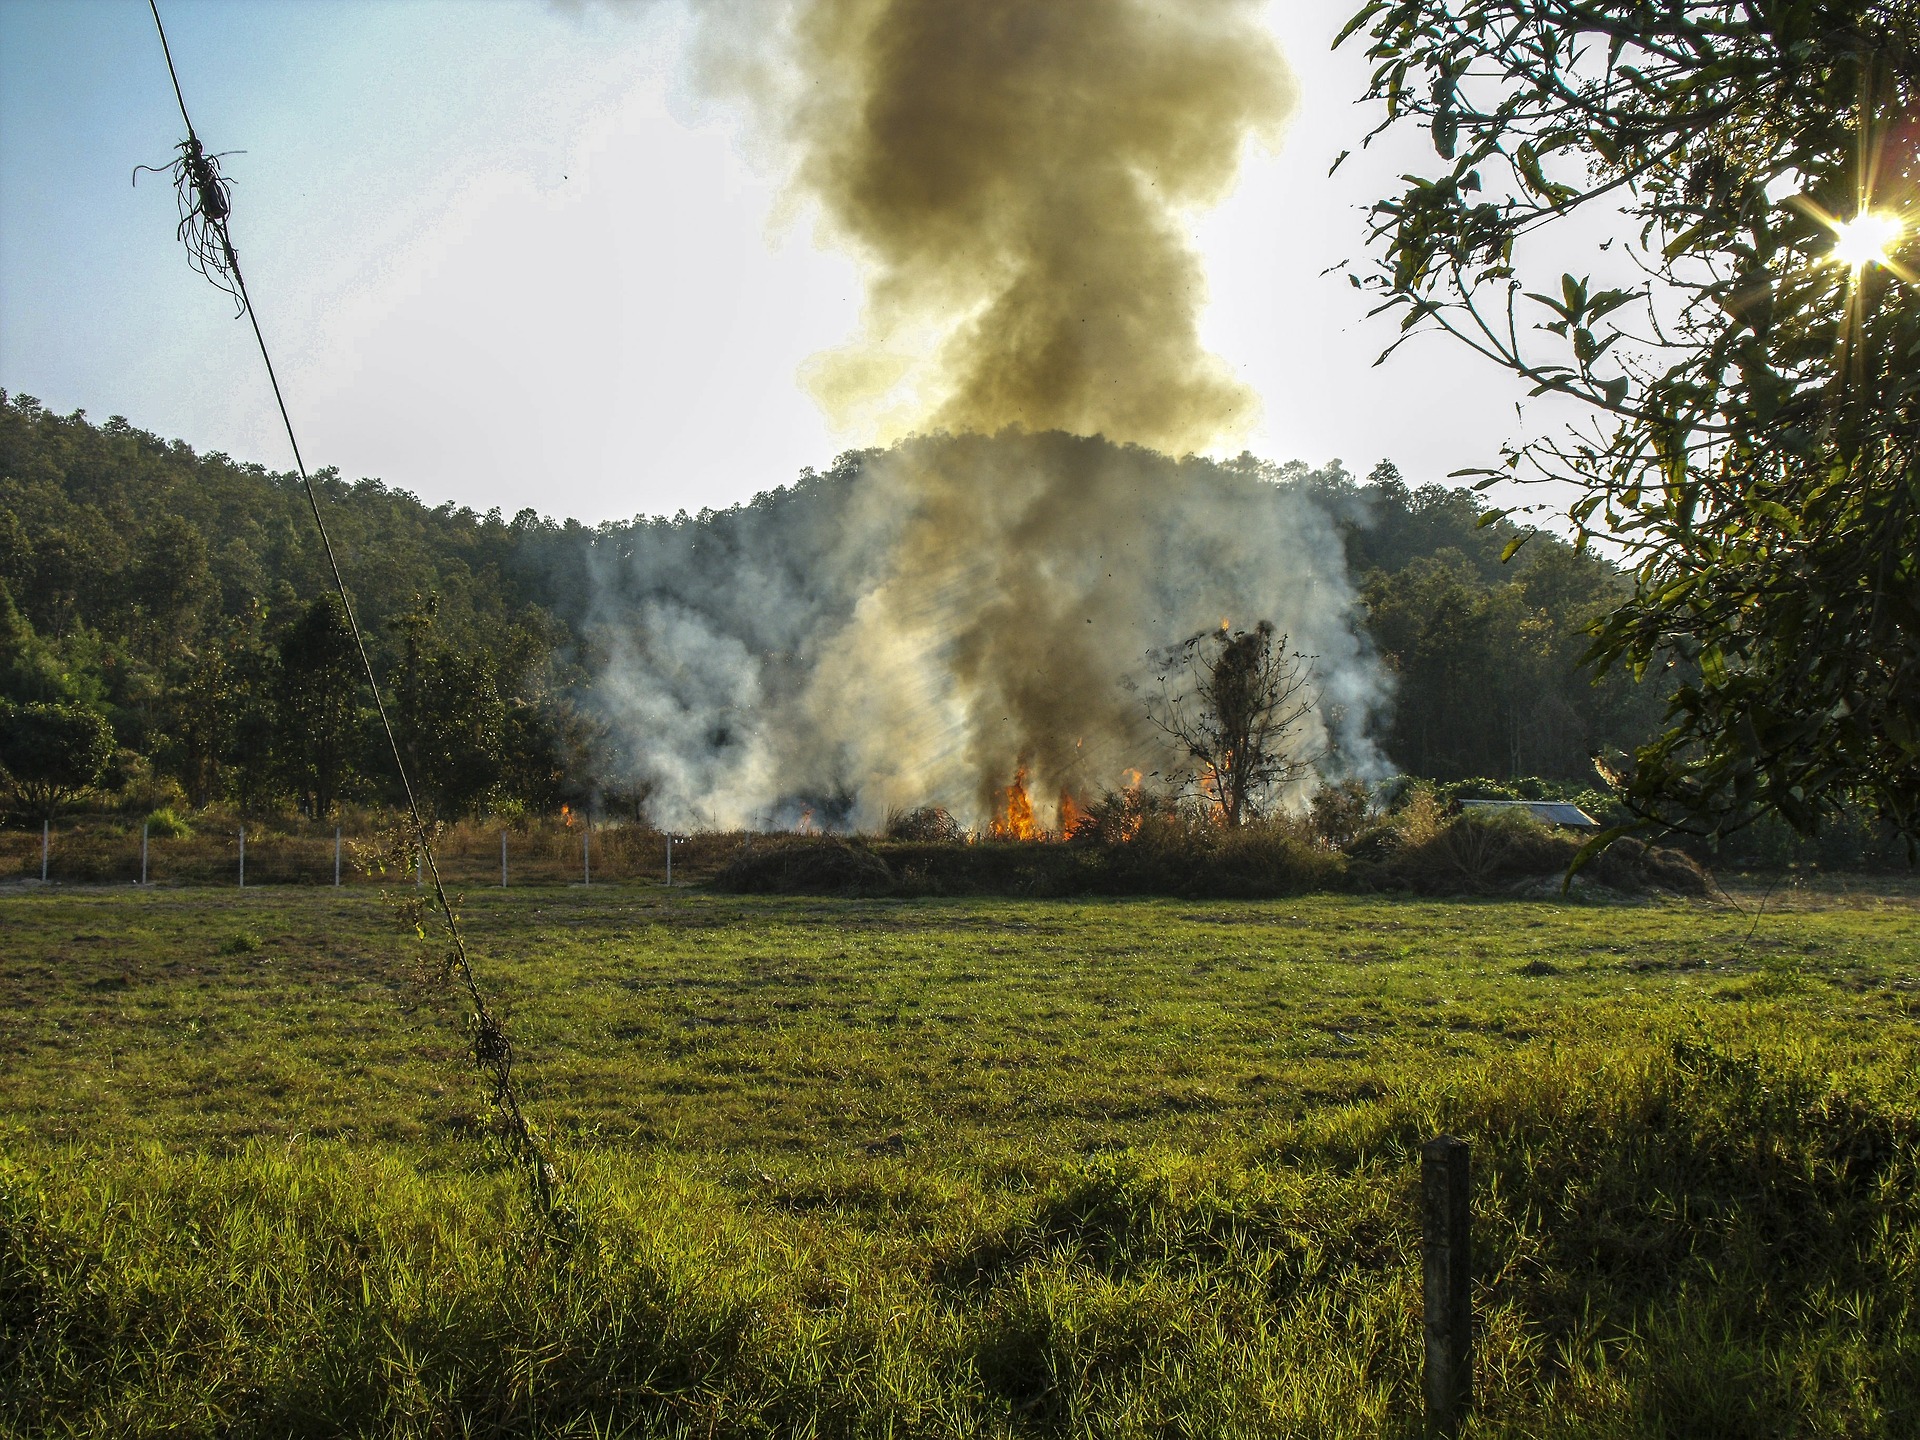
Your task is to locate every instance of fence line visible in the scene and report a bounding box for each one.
[5,818,741,889]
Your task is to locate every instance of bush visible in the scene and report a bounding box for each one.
[712,819,1346,899]
[714,837,898,895]
[1308,779,1372,849]
[144,806,193,839]
[1107,814,1345,897]
[1360,809,1711,896]
[883,806,963,843]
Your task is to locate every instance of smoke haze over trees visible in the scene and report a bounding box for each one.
[2,392,1666,825]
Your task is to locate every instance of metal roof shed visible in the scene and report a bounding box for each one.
[1456,799,1600,828]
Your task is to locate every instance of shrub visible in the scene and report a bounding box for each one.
[144,806,193,839]
[1308,779,1372,849]
[1363,809,1712,896]
[713,837,897,895]
[1067,785,1181,846]
[883,806,963,843]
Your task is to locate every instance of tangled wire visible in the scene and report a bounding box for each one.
[136,0,573,1243]
[133,134,245,313]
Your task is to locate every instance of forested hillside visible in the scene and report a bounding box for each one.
[0,391,1663,821]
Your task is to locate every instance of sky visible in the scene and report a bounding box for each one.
[0,0,1554,526]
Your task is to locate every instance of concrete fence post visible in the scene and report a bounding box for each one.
[238,825,246,889]
[41,820,49,883]
[334,827,342,888]
[501,831,508,888]
[583,816,592,886]
[1423,1135,1473,1434]
[141,821,149,886]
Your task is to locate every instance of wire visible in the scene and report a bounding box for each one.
[144,0,564,1225]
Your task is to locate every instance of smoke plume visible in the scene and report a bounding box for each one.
[582,1,1384,830]
[703,0,1293,450]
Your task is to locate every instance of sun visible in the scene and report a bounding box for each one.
[1831,211,1903,269]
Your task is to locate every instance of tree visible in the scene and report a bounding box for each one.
[275,593,362,817]
[0,700,114,818]
[1360,546,1663,779]
[128,514,210,640]
[165,641,235,809]
[224,631,282,813]
[0,579,65,706]
[1341,0,1920,846]
[392,596,504,820]
[1148,621,1320,825]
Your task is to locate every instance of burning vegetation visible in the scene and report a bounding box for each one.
[577,4,1376,835]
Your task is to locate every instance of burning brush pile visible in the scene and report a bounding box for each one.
[715,781,1341,899]
[713,778,1712,900]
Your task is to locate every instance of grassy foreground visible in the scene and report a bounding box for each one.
[3,880,1918,1436]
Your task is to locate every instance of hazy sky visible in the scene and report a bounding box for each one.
[1,0,1549,525]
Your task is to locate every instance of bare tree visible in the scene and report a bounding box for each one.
[1147,621,1320,826]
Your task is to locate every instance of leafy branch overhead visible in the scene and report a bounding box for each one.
[1341,0,1920,847]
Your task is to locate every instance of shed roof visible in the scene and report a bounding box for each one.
[1456,799,1600,828]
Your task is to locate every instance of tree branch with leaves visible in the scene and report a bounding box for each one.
[1340,0,1920,849]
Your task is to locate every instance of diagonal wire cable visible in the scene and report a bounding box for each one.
[145,0,563,1221]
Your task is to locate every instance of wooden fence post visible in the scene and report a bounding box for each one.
[335,827,342,887]
[238,825,246,889]
[41,820,49,883]
[501,831,508,888]
[141,821,149,886]
[1423,1134,1472,1433]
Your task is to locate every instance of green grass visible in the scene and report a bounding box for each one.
[3,881,1918,1436]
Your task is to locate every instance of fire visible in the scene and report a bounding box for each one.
[989,766,1043,841]
[1058,790,1083,837]
[560,804,574,828]
[1122,767,1143,790]
[796,808,818,834]
[1198,761,1227,820]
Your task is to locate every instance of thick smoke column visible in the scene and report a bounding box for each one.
[584,1,1384,830]
[711,0,1293,449]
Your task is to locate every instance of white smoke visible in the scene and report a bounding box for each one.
[580,432,1384,830]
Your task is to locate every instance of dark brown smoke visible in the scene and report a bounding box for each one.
[712,0,1293,450]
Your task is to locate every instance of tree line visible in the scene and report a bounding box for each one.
[0,391,1666,821]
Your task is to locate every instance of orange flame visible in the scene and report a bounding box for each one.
[560,804,574,828]
[989,766,1042,841]
[1058,790,1083,836]
[796,808,817,835]
[1122,767,1143,790]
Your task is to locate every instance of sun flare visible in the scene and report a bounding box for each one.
[1831,211,1903,269]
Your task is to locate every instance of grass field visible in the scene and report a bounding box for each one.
[4,878,1918,1436]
